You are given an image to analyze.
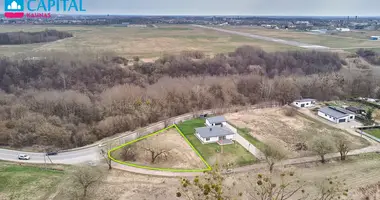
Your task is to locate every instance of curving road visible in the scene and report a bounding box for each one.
[0,145,101,164]
[192,25,330,50]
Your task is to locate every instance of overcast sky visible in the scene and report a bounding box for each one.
[1,0,380,16]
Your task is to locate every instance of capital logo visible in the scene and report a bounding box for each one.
[4,0,25,18]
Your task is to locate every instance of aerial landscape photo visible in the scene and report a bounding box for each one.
[0,0,380,200]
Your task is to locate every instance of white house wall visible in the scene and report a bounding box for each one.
[317,111,350,123]
[226,134,234,140]
[224,123,238,134]
[203,136,219,144]
[293,101,314,108]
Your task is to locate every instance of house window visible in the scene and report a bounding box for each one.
[206,138,210,141]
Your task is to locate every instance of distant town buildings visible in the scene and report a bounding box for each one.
[336,28,351,32]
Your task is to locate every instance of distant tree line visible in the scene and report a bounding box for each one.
[0,29,73,45]
[0,46,378,149]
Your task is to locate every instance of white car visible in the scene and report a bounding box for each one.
[18,154,30,160]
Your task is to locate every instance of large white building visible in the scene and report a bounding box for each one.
[318,106,355,123]
[195,116,236,145]
[292,99,316,108]
[195,127,235,144]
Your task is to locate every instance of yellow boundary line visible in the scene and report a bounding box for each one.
[108,124,212,172]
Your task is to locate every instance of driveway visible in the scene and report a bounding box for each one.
[297,108,378,144]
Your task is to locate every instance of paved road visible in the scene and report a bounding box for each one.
[0,146,101,164]
[192,25,330,50]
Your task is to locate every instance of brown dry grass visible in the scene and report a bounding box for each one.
[113,128,206,169]
[47,153,380,200]
[224,107,369,158]
[0,25,299,59]
[373,109,380,122]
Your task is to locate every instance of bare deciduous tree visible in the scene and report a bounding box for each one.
[315,177,348,200]
[99,143,113,170]
[140,140,172,164]
[71,165,105,200]
[120,145,137,161]
[248,172,307,200]
[335,137,351,161]
[261,143,287,173]
[310,136,336,164]
[177,164,241,200]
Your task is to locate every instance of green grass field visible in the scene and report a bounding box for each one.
[364,128,380,139]
[222,26,380,49]
[176,118,256,167]
[0,25,299,59]
[0,163,64,200]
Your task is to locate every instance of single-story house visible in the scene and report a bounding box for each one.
[346,106,365,115]
[318,106,356,123]
[205,116,227,127]
[292,98,316,108]
[195,127,234,145]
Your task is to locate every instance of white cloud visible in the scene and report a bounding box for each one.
[7,1,21,10]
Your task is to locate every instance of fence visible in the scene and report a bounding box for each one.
[355,126,380,143]
[234,133,265,160]
[101,101,281,149]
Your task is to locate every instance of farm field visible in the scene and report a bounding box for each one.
[0,25,299,59]
[111,128,207,169]
[224,107,370,158]
[0,162,64,200]
[222,26,380,49]
[176,118,256,167]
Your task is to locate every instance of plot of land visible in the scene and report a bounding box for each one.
[0,25,299,59]
[111,128,206,169]
[177,118,256,167]
[224,107,369,158]
[222,26,380,49]
[0,162,64,200]
[49,153,380,200]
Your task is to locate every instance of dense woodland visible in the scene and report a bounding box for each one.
[356,48,380,65]
[0,46,379,150]
[0,29,73,45]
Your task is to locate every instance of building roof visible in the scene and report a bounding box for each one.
[331,106,355,115]
[206,116,227,124]
[294,98,316,103]
[346,106,365,112]
[195,127,234,138]
[319,106,353,119]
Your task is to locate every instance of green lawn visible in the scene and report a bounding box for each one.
[0,163,64,200]
[176,118,256,167]
[364,128,380,139]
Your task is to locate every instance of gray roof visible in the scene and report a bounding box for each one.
[294,98,316,103]
[346,106,365,112]
[331,106,355,115]
[195,127,234,138]
[319,106,352,119]
[206,116,227,124]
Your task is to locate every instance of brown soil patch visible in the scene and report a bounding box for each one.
[113,128,206,169]
[225,107,369,158]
